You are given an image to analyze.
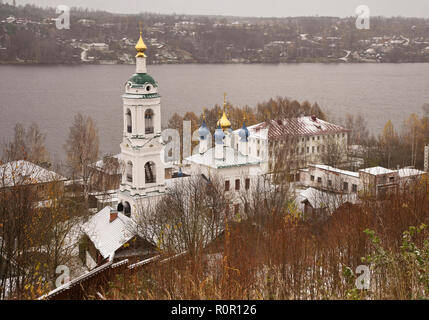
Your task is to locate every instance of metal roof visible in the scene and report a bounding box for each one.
[252,116,349,140]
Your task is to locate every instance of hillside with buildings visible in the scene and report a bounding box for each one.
[1,3,429,64]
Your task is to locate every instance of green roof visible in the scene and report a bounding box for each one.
[127,73,158,88]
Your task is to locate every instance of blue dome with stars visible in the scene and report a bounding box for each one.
[214,125,225,145]
[239,121,249,142]
[198,120,210,140]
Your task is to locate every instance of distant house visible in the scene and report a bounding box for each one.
[295,187,357,221]
[88,43,109,51]
[81,207,156,269]
[0,160,67,202]
[300,164,360,194]
[359,167,399,199]
[77,19,96,27]
[397,168,426,189]
[299,164,427,200]
[5,16,16,24]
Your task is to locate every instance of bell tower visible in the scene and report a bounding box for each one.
[117,29,166,218]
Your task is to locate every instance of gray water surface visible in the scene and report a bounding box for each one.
[1,63,428,161]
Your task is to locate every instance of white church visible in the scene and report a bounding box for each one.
[81,31,354,267]
[114,32,268,219]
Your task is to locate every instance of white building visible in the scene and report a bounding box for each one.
[184,111,264,211]
[299,164,427,199]
[232,116,349,174]
[116,32,167,218]
[299,164,360,194]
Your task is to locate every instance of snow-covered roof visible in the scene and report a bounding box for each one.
[82,206,138,259]
[310,164,360,178]
[359,166,396,175]
[295,187,358,213]
[0,160,66,188]
[398,168,426,178]
[185,146,261,169]
[233,123,268,140]
[245,116,348,141]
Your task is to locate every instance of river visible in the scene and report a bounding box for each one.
[1,63,428,161]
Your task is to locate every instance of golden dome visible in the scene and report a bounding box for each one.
[217,93,232,130]
[217,111,232,130]
[135,31,147,58]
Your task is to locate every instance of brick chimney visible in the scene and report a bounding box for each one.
[110,209,118,223]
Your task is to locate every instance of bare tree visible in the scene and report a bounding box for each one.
[64,113,99,215]
[0,159,78,299]
[134,174,229,258]
[319,136,345,167]
[2,123,49,166]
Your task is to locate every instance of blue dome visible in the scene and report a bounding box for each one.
[214,125,225,145]
[198,120,210,140]
[239,121,249,142]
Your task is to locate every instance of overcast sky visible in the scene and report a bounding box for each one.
[10,0,429,18]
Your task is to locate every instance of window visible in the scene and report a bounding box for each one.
[312,146,315,153]
[311,175,315,182]
[145,109,154,134]
[124,202,131,217]
[144,161,156,184]
[235,179,240,191]
[343,182,349,192]
[328,180,332,187]
[126,109,132,133]
[225,180,230,191]
[389,177,395,183]
[317,146,320,153]
[245,178,250,190]
[317,136,320,140]
[301,147,304,154]
[126,161,133,183]
[317,177,322,183]
[307,147,310,154]
[352,184,358,192]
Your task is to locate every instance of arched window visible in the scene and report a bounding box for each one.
[126,109,132,133]
[126,161,133,183]
[124,202,131,217]
[117,202,124,212]
[145,161,156,184]
[145,109,154,134]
